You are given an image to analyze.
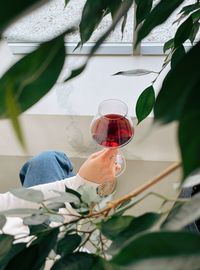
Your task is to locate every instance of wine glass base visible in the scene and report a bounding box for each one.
[96,153,125,197]
[97,180,117,197]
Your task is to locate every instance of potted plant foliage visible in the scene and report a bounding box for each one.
[1,0,200,269]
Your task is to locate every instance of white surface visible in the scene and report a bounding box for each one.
[26,55,164,116]
[0,41,165,116]
[7,41,193,55]
[7,42,134,55]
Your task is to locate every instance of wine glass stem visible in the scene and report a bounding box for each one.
[115,151,126,177]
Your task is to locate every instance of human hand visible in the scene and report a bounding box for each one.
[78,149,120,185]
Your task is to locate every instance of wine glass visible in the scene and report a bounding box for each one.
[90,99,134,196]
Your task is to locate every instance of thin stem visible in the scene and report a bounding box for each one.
[115,191,188,216]
[99,233,106,259]
[78,229,96,250]
[146,191,188,203]
[89,238,99,251]
[152,66,165,85]
[151,48,174,85]
[107,162,181,209]
[60,212,83,218]
[76,229,96,234]
[41,203,58,215]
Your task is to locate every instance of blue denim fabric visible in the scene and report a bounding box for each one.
[19,151,75,188]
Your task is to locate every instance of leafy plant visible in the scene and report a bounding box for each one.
[0,180,200,270]
[1,0,200,269]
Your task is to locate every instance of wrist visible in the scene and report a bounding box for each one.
[76,173,99,188]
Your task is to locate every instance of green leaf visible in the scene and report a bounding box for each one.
[0,33,65,117]
[189,22,200,44]
[163,38,174,53]
[7,228,59,270]
[135,0,153,27]
[162,51,173,69]
[107,0,126,37]
[64,65,86,82]
[171,45,186,69]
[0,234,13,261]
[0,215,6,229]
[179,3,200,15]
[65,186,82,201]
[0,243,25,269]
[112,69,157,76]
[121,14,128,38]
[78,185,101,205]
[0,0,45,35]
[79,0,108,44]
[108,0,128,39]
[64,0,70,8]
[192,9,200,22]
[23,214,49,226]
[0,208,41,216]
[136,0,184,46]
[154,41,200,124]
[112,231,200,270]
[108,0,122,20]
[98,213,160,256]
[65,0,133,82]
[178,87,200,177]
[136,85,155,124]
[5,85,25,149]
[109,213,160,255]
[92,258,111,270]
[45,202,66,212]
[172,13,187,26]
[163,193,200,230]
[174,16,193,47]
[10,188,44,203]
[5,244,40,270]
[82,0,133,57]
[98,216,134,240]
[57,234,82,257]
[51,252,97,270]
[71,202,89,216]
[28,224,49,236]
[49,214,64,223]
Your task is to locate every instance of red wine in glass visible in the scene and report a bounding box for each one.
[90,99,134,177]
[91,114,134,148]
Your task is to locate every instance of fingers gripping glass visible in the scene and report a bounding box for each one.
[90,99,134,178]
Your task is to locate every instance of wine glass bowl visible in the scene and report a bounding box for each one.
[90,99,134,177]
[91,113,134,148]
[91,99,134,148]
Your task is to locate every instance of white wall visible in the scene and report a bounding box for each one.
[0,41,179,163]
[27,54,165,117]
[0,41,165,117]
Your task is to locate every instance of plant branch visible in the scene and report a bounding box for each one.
[90,161,181,217]
[99,232,106,259]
